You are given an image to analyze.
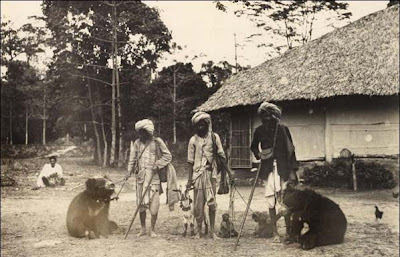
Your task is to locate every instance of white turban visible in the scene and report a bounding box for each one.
[257,102,282,119]
[191,111,211,125]
[135,119,154,135]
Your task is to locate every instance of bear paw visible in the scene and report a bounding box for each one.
[85,230,97,239]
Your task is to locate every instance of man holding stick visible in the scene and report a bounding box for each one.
[250,102,298,243]
[187,111,232,240]
[126,119,172,238]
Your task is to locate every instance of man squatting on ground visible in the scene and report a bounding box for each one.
[126,119,172,238]
[251,102,298,243]
[35,155,65,189]
[187,112,233,240]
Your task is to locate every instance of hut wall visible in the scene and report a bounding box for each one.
[251,102,326,162]
[246,96,398,163]
[327,96,399,160]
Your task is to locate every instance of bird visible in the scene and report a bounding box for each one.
[375,206,383,221]
[392,192,399,199]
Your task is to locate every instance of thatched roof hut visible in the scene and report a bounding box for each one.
[199,5,399,112]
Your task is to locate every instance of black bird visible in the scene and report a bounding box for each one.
[393,192,399,199]
[375,206,383,221]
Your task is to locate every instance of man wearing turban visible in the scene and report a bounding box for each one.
[187,111,232,239]
[251,102,298,243]
[126,119,172,238]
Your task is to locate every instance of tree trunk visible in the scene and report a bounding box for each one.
[100,109,108,169]
[117,63,124,167]
[25,104,29,145]
[84,123,87,141]
[88,80,103,165]
[42,83,46,145]
[173,68,176,144]
[109,0,117,165]
[9,101,13,145]
[115,6,124,168]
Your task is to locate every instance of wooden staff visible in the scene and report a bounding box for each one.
[124,172,155,239]
[234,163,261,251]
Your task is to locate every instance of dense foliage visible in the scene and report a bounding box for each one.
[304,159,396,190]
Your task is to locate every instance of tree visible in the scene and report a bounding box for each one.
[1,21,23,64]
[1,21,24,144]
[1,60,45,145]
[150,62,209,141]
[20,23,46,66]
[42,1,171,166]
[216,1,351,58]
[1,21,46,145]
[200,60,249,95]
[20,22,47,144]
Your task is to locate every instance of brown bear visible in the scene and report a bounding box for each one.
[283,187,347,250]
[66,177,118,239]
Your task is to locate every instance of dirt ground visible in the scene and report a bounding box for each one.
[1,157,399,257]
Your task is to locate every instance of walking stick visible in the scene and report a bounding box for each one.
[124,172,155,239]
[233,163,262,251]
[228,182,235,238]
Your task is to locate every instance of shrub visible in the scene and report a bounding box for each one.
[356,161,396,190]
[304,160,396,190]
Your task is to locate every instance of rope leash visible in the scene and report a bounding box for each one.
[110,177,128,201]
[232,184,255,215]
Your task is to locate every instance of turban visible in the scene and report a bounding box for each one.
[257,102,282,119]
[135,119,154,135]
[191,111,211,126]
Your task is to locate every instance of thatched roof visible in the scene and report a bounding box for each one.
[199,5,399,112]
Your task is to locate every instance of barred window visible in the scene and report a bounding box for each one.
[230,114,252,168]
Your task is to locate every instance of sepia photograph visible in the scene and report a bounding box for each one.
[1,1,399,256]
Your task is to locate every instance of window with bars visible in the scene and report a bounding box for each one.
[230,114,252,168]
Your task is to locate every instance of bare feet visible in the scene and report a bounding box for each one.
[272,235,281,243]
[210,233,221,240]
[137,229,146,237]
[194,232,201,239]
[149,230,157,238]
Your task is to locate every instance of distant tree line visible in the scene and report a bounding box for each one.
[1,1,240,168]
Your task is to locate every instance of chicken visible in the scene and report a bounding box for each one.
[375,206,383,221]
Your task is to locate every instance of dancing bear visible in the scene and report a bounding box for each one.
[67,177,118,239]
[283,187,347,250]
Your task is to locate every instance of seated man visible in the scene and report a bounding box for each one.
[34,156,65,189]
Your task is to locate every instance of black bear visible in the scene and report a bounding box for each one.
[283,187,347,250]
[67,177,118,239]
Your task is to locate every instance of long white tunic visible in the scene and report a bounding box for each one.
[36,163,63,187]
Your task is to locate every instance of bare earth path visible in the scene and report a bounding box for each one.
[1,158,399,257]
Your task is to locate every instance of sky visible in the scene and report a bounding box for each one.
[1,1,388,72]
